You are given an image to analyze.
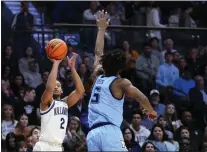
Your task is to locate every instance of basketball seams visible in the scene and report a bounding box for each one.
[53,48,68,59]
[49,43,64,57]
[46,39,68,60]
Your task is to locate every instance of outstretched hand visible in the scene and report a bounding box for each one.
[67,53,77,69]
[94,10,110,30]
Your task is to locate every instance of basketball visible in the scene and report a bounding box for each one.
[45,38,68,60]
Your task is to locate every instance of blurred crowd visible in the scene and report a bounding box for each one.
[2,1,207,152]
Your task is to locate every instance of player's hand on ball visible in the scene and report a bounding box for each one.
[148,110,157,120]
[94,10,110,30]
[67,53,77,69]
[49,58,62,64]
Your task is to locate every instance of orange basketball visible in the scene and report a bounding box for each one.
[45,38,68,60]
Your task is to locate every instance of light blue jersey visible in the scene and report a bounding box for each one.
[87,75,128,151]
[88,75,124,127]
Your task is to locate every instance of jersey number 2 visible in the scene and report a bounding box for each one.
[60,118,65,129]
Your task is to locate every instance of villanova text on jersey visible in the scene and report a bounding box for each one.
[54,107,68,116]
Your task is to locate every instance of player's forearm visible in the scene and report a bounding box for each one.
[71,68,85,95]
[93,29,105,69]
[135,91,154,113]
[46,62,59,91]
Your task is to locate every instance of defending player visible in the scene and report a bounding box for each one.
[33,53,85,151]
[86,10,157,151]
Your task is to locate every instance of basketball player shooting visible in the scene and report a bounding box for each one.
[86,10,157,151]
[33,53,85,151]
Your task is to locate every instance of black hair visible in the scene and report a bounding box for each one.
[132,109,144,119]
[149,37,159,43]
[141,141,156,152]
[29,126,40,136]
[165,51,173,57]
[121,127,136,143]
[100,48,127,76]
[147,124,169,141]
[25,87,35,94]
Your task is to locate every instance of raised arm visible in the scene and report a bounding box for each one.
[41,60,62,111]
[62,53,85,108]
[121,79,157,119]
[91,10,110,78]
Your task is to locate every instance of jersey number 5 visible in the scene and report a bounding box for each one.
[60,118,65,129]
[91,87,101,104]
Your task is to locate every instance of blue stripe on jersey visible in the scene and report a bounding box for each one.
[40,101,55,115]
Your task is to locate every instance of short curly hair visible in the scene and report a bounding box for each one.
[100,49,127,76]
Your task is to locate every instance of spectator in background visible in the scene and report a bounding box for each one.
[63,116,86,151]
[179,4,197,28]
[146,124,178,151]
[68,95,89,134]
[19,47,40,74]
[2,65,13,84]
[77,63,90,83]
[136,42,160,94]
[22,59,42,88]
[2,103,18,141]
[156,52,179,89]
[146,2,166,49]
[5,132,19,152]
[123,97,140,125]
[149,37,164,64]
[83,1,99,23]
[177,57,187,75]
[14,87,38,125]
[186,48,200,77]
[122,40,139,60]
[174,111,203,151]
[149,89,165,116]
[164,104,182,133]
[162,39,178,56]
[130,110,151,147]
[168,7,181,27]
[173,68,195,97]
[27,126,40,151]
[11,2,35,58]
[172,51,181,67]
[35,70,49,106]
[122,127,141,152]
[11,2,34,30]
[59,58,70,81]
[189,75,207,130]
[11,73,26,98]
[2,45,18,74]
[111,2,126,21]
[157,115,173,139]
[106,2,122,46]
[66,42,82,70]
[82,55,93,73]
[1,79,16,106]
[141,141,156,152]
[13,114,31,138]
[179,137,196,152]
[62,70,75,97]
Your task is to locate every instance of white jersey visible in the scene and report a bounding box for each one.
[39,100,68,144]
